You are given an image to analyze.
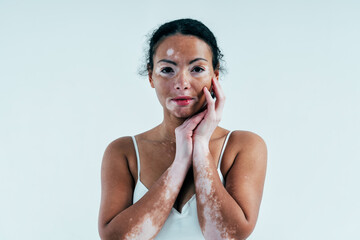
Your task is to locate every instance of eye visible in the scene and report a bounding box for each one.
[192,66,205,73]
[160,67,174,74]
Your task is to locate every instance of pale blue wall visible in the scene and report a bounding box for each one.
[1,0,359,239]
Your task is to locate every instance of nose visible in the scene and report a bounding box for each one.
[174,71,190,90]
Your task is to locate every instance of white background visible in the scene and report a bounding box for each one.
[1,0,359,239]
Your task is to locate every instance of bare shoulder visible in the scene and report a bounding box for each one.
[103,136,134,157]
[99,136,137,228]
[221,130,267,179]
[229,130,267,154]
[228,130,268,173]
[101,135,139,183]
[223,131,267,229]
[100,135,137,188]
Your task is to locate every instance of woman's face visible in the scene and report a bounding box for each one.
[149,34,219,119]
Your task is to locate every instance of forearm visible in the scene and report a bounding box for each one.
[193,142,251,240]
[102,160,189,240]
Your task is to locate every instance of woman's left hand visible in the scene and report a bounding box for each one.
[193,75,225,145]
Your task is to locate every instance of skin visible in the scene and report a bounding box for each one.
[98,34,267,240]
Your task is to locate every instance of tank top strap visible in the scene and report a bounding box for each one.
[131,136,141,178]
[217,130,233,169]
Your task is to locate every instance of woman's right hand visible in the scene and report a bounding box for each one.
[174,109,207,168]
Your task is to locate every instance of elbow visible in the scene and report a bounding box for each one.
[98,223,124,240]
[98,223,110,240]
[234,220,257,240]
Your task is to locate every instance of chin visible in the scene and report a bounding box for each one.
[173,106,204,119]
[165,101,203,119]
[172,110,193,119]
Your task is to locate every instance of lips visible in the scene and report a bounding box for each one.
[172,96,194,106]
[172,96,194,100]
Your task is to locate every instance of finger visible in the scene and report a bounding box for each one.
[212,75,224,94]
[184,110,207,130]
[212,76,225,102]
[187,109,207,124]
[179,108,206,128]
[212,77,225,116]
[181,109,204,124]
[203,87,215,112]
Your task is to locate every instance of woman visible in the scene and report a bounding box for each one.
[98,18,267,240]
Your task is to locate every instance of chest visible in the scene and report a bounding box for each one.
[130,138,227,213]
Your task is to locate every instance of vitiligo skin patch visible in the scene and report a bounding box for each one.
[166,48,174,56]
[194,152,237,240]
[124,214,157,240]
[123,164,186,239]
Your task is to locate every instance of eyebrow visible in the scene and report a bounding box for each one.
[157,58,208,65]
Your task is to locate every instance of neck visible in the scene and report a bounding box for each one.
[157,110,187,143]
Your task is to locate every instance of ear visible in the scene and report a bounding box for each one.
[148,70,155,88]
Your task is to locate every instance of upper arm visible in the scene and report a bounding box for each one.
[225,131,267,226]
[98,137,135,235]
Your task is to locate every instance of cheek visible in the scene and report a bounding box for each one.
[154,86,165,100]
[153,81,171,101]
[194,76,212,92]
[194,80,212,104]
[195,70,212,84]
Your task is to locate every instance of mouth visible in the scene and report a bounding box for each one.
[171,96,195,106]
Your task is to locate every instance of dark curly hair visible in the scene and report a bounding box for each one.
[138,18,226,76]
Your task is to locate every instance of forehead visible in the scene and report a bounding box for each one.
[154,34,212,62]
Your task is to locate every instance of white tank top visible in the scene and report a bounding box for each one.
[131,131,232,240]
